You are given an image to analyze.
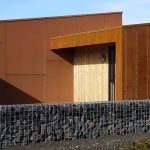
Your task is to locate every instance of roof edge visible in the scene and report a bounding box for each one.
[123,22,150,28]
[0,11,123,23]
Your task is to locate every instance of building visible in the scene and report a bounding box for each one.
[0,12,149,104]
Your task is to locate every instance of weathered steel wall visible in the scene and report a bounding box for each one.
[0,22,5,80]
[0,12,122,104]
[5,20,47,103]
[123,24,150,100]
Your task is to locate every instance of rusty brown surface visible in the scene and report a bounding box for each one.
[122,27,126,99]
[5,19,46,75]
[0,12,122,104]
[0,23,5,42]
[0,23,5,80]
[123,27,137,100]
[0,44,5,80]
[137,26,148,99]
[0,79,40,104]
[46,58,73,103]
[123,24,150,100]
[47,13,122,60]
[50,27,120,49]
[0,12,123,23]
[148,26,150,99]
[6,75,46,102]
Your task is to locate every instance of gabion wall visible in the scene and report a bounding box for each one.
[1,100,150,148]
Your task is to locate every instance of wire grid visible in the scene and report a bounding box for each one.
[0,100,150,148]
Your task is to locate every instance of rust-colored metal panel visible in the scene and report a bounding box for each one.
[148,26,150,99]
[47,17,76,61]
[137,26,148,99]
[105,13,122,28]
[123,24,150,100]
[0,23,5,80]
[50,27,120,49]
[75,15,105,32]
[47,12,122,61]
[122,28,126,99]
[123,27,137,100]
[115,28,123,100]
[0,23,5,42]
[47,60,73,102]
[47,12,122,38]
[6,75,46,102]
[76,13,122,32]
[5,19,46,75]
[47,17,76,38]
[0,79,40,104]
[0,43,5,79]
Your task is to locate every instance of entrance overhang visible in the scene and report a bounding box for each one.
[49,27,122,100]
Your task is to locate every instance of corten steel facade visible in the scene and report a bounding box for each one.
[0,12,148,104]
[123,24,150,100]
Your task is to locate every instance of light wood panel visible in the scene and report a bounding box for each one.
[74,45,109,102]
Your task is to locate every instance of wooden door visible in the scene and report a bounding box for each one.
[74,44,109,102]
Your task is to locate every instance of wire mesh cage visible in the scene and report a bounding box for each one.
[0,100,150,148]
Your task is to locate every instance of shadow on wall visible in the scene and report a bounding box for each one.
[52,48,74,64]
[52,44,112,65]
[0,79,40,105]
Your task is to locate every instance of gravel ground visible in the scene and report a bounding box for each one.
[5,132,150,150]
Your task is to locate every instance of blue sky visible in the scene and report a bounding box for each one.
[0,0,150,25]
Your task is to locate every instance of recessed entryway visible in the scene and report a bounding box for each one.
[74,44,115,102]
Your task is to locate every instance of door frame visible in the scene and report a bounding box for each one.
[108,45,116,101]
